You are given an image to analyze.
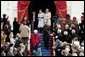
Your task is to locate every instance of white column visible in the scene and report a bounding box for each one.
[67,1,84,24]
[67,1,72,15]
[8,1,17,30]
[1,1,18,30]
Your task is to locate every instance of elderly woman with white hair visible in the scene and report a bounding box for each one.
[30,30,42,56]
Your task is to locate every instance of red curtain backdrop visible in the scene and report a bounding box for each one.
[17,1,30,23]
[54,1,67,19]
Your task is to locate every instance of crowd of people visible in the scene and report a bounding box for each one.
[52,13,84,56]
[1,8,84,56]
[1,14,31,56]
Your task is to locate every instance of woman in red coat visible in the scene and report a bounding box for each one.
[30,30,42,56]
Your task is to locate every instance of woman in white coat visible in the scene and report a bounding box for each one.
[44,8,51,27]
[38,9,44,33]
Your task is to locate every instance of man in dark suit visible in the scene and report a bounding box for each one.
[62,24,71,43]
[13,17,20,38]
[55,39,62,56]
[79,16,84,43]
[30,11,38,31]
[43,25,50,49]
[2,14,8,30]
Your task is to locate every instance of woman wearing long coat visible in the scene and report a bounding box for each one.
[38,9,44,28]
[38,9,44,33]
[44,8,51,27]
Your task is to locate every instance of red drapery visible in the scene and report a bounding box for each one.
[54,1,67,19]
[17,1,30,23]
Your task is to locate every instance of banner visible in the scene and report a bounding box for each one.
[54,1,67,19]
[17,1,30,23]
